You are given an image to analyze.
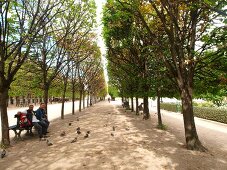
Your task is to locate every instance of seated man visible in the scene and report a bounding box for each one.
[35,102,50,129]
[26,104,48,139]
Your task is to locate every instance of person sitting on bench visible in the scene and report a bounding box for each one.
[26,104,48,139]
[35,103,50,132]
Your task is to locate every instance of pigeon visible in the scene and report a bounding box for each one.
[46,139,53,146]
[40,137,46,141]
[1,149,6,158]
[111,133,114,137]
[77,130,81,135]
[112,126,115,131]
[84,133,89,138]
[71,137,77,143]
[69,123,72,126]
[87,130,90,134]
[76,127,80,131]
[60,131,66,137]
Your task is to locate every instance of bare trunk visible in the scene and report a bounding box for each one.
[136,97,139,115]
[79,89,82,112]
[143,96,150,119]
[181,88,206,151]
[157,89,162,126]
[44,85,49,115]
[61,98,65,119]
[131,96,134,112]
[83,91,85,109]
[0,89,10,146]
[72,83,75,115]
[87,93,89,107]
[61,82,67,119]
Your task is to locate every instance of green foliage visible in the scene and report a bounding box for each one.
[160,103,179,112]
[161,103,227,124]
[193,107,227,124]
[192,101,214,107]
[108,85,119,98]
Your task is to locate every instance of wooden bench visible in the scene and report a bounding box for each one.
[9,115,33,140]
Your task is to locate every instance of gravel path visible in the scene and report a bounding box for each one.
[0,100,227,170]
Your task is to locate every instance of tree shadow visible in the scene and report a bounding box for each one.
[0,102,226,170]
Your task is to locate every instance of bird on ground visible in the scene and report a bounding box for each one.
[1,149,6,158]
[76,127,80,131]
[40,137,46,141]
[69,123,72,126]
[77,130,81,135]
[84,133,89,138]
[111,133,114,137]
[87,130,90,134]
[46,139,53,146]
[71,137,77,143]
[60,131,66,137]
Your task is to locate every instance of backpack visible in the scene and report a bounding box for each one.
[16,112,32,128]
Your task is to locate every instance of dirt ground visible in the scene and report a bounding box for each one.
[1,101,227,170]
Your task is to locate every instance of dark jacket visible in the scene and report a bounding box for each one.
[26,109,34,123]
[35,108,47,121]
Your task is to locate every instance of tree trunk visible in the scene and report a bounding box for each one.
[136,97,139,115]
[181,88,206,151]
[0,89,10,146]
[79,89,82,112]
[61,80,67,119]
[143,96,150,119]
[61,97,65,119]
[87,93,89,107]
[43,85,49,116]
[72,83,75,115]
[131,96,134,112]
[83,90,85,109]
[157,89,162,126]
[90,94,92,106]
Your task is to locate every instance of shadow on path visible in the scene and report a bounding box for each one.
[0,101,226,170]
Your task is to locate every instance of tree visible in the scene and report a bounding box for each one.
[0,0,64,146]
[116,0,226,151]
[31,0,97,115]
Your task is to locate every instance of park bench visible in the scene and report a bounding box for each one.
[9,114,33,140]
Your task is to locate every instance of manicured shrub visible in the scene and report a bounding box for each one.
[160,103,227,124]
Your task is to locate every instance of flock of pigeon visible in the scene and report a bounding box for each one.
[0,114,130,159]
[41,117,92,147]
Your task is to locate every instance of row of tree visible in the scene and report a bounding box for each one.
[0,0,107,146]
[102,0,227,151]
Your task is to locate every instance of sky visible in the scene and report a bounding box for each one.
[94,0,109,83]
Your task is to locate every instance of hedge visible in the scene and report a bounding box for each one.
[160,103,227,124]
